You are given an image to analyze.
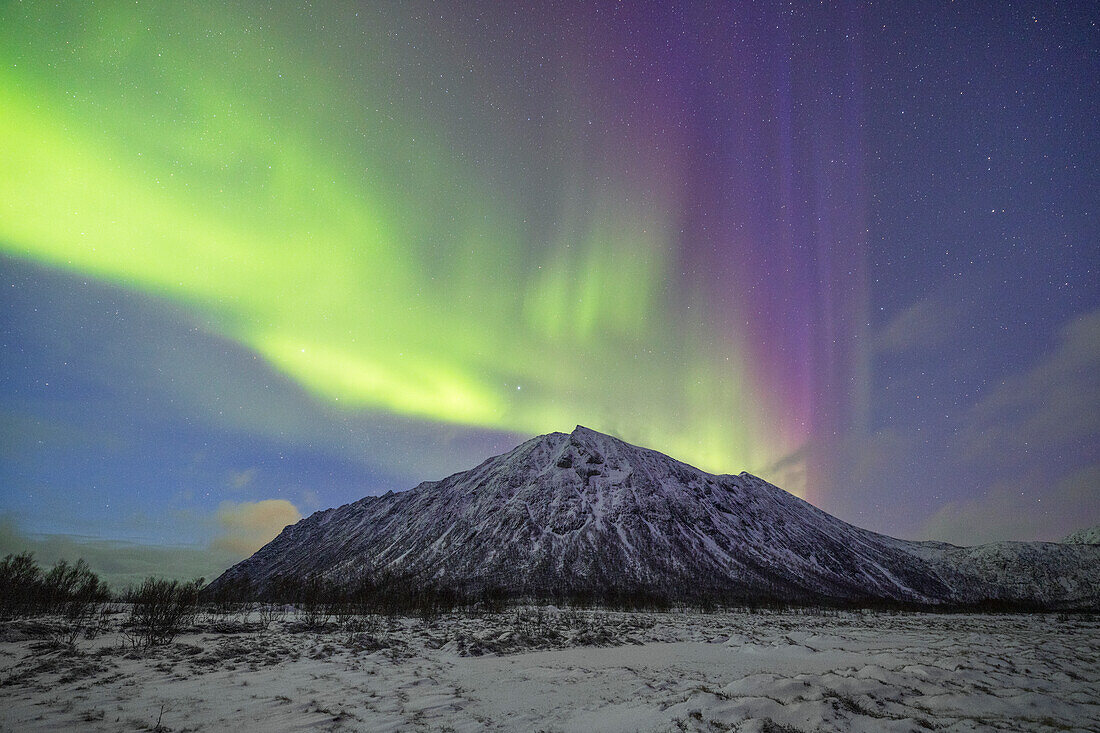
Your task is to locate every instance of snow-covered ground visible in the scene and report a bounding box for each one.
[1,608,1096,732]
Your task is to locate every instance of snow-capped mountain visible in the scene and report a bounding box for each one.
[211,426,1099,608]
[1062,525,1100,545]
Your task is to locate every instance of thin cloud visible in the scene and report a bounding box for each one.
[875,292,971,356]
[1,497,305,589]
[211,499,302,556]
[959,309,1100,474]
[0,515,238,589]
[921,464,1100,545]
[228,468,258,491]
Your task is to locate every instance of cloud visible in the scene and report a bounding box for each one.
[958,309,1100,475]
[228,468,258,491]
[804,308,1100,544]
[875,291,971,355]
[760,445,811,500]
[0,515,238,589]
[0,499,303,589]
[914,310,1100,544]
[786,427,944,540]
[211,499,302,556]
[921,464,1100,544]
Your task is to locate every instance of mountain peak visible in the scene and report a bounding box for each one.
[565,424,648,452]
[568,424,613,444]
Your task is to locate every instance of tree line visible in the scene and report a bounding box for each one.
[0,552,202,648]
[3,550,1091,644]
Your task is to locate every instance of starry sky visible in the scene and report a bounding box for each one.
[1,2,1097,584]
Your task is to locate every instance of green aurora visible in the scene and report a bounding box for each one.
[3,0,1098,565]
[0,3,816,482]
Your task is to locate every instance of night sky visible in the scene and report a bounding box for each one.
[1,2,1097,584]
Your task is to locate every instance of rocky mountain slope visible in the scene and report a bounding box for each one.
[211,427,1100,608]
[1062,525,1100,545]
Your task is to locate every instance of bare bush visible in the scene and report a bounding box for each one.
[204,576,253,619]
[297,575,336,630]
[0,552,45,618]
[43,559,111,645]
[0,553,110,644]
[125,578,202,648]
[256,602,287,629]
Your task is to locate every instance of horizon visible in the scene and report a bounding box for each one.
[2,2,1097,586]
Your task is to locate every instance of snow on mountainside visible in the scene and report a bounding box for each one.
[1062,525,1100,544]
[210,426,1100,608]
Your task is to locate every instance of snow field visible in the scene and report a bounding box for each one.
[1,608,1096,732]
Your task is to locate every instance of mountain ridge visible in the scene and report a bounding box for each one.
[1062,525,1100,545]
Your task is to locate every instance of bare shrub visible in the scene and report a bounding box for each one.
[125,578,202,648]
[0,554,110,643]
[297,575,335,630]
[43,559,111,645]
[0,551,45,618]
[205,576,253,620]
[256,602,287,630]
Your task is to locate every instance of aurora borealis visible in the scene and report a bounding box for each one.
[2,2,1097,582]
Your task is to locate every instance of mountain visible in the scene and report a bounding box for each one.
[1062,525,1100,545]
[210,426,1100,609]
